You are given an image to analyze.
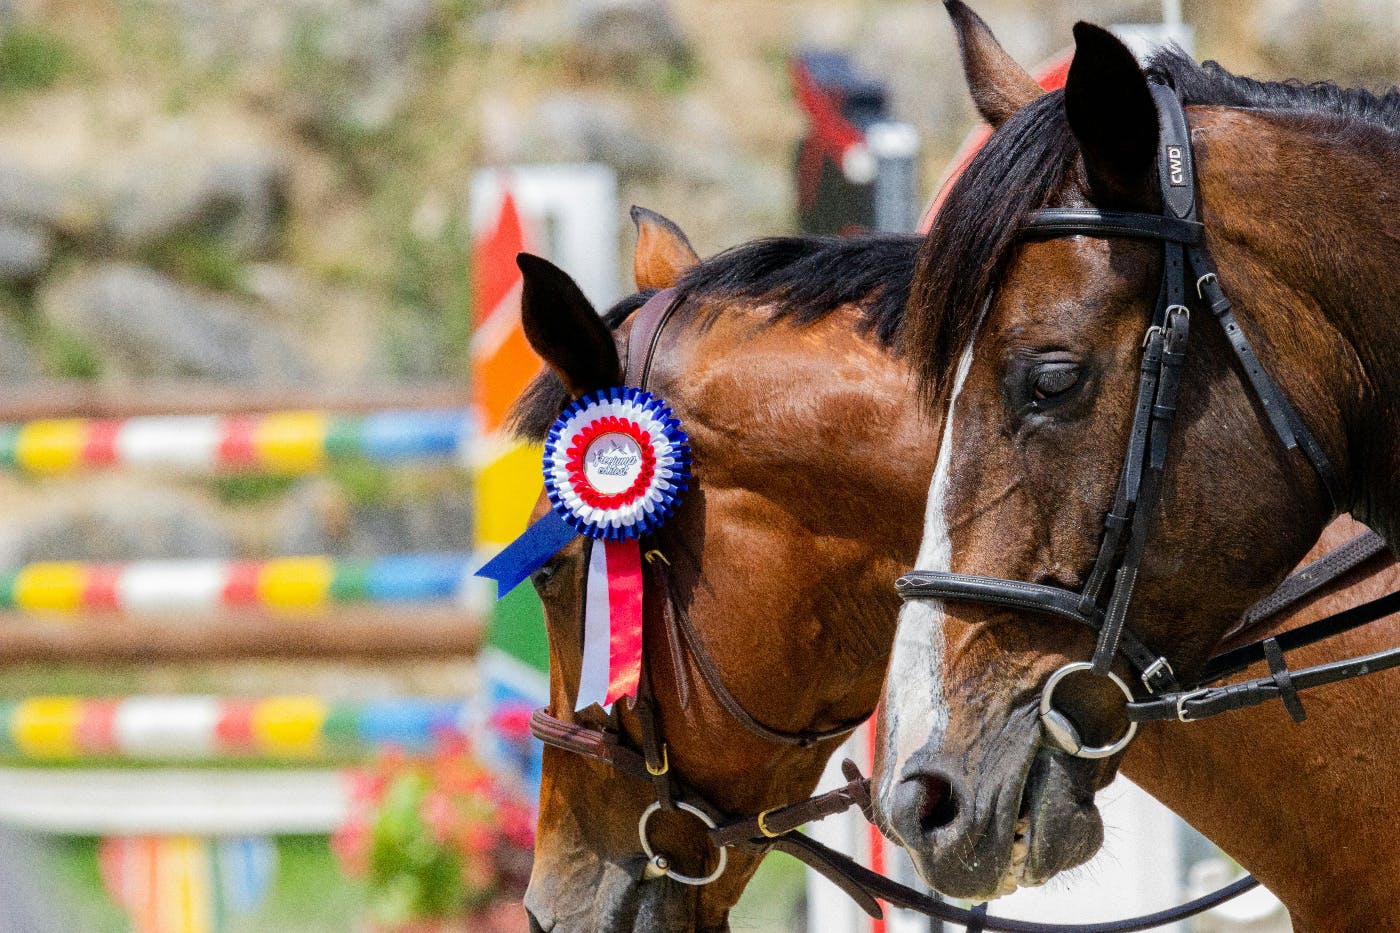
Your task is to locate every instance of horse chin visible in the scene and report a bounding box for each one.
[998,747,1105,897]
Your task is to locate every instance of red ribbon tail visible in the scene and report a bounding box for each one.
[603,539,645,706]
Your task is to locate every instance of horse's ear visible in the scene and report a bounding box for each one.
[518,253,621,398]
[945,1,1043,127]
[631,205,699,291]
[1065,22,1159,207]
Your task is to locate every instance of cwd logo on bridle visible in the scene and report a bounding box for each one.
[476,387,691,710]
[1167,145,1186,185]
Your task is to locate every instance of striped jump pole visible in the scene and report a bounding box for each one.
[0,695,471,761]
[0,409,471,474]
[0,553,472,614]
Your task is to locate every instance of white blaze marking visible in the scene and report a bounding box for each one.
[879,336,978,808]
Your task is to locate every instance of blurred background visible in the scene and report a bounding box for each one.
[0,0,1388,931]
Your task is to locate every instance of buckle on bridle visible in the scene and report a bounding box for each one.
[1195,271,1218,299]
[646,743,670,777]
[756,805,785,839]
[1140,656,1175,694]
[1175,688,1211,723]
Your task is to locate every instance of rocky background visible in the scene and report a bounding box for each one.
[0,0,1386,570]
[0,0,1381,641]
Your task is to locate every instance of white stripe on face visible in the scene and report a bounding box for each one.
[878,336,978,808]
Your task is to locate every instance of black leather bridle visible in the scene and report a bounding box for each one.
[900,77,1334,753]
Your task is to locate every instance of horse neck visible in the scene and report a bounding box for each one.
[664,306,935,727]
[1123,515,1400,926]
[1194,107,1400,543]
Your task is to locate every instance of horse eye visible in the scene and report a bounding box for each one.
[1029,362,1081,404]
[531,561,561,589]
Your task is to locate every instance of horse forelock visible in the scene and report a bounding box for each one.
[907,90,1078,415]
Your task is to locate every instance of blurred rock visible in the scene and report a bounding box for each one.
[522,92,667,179]
[287,0,440,133]
[571,0,691,76]
[0,221,51,282]
[39,263,313,381]
[277,477,472,556]
[2,492,236,565]
[0,166,68,232]
[0,316,39,384]
[106,153,288,260]
[1250,0,1400,86]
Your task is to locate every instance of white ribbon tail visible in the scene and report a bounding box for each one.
[576,542,612,710]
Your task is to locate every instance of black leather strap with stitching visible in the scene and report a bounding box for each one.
[1023,209,1203,244]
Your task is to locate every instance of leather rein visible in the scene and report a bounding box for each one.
[528,87,1399,925]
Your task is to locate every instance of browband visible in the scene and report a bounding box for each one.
[1023,209,1204,244]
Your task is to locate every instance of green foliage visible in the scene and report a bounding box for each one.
[259,836,366,930]
[329,458,394,507]
[42,328,102,380]
[366,771,466,925]
[209,473,298,505]
[142,233,247,293]
[0,27,75,94]
[639,51,697,96]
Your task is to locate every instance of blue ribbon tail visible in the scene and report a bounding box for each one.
[475,511,578,598]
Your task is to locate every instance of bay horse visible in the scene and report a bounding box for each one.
[521,204,1400,930]
[873,2,1400,928]
[514,207,932,931]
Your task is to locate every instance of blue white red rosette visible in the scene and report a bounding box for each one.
[543,387,688,540]
[476,387,690,710]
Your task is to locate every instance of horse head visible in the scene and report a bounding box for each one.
[520,209,932,930]
[873,1,1375,901]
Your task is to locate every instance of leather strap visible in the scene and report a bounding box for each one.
[768,827,1259,931]
[895,572,1170,691]
[709,762,870,847]
[655,549,869,747]
[1262,637,1306,723]
[1022,209,1203,244]
[1202,586,1400,684]
[1235,530,1389,634]
[1130,637,1400,723]
[624,287,681,390]
[1187,251,1342,507]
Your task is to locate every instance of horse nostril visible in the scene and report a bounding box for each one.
[914,773,958,833]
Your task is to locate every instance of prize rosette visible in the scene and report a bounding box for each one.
[476,386,691,711]
[543,387,689,541]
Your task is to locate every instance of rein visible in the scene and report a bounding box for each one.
[530,93,1399,922]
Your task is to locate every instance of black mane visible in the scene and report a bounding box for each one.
[1155,47,1400,132]
[510,234,919,440]
[907,46,1400,408]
